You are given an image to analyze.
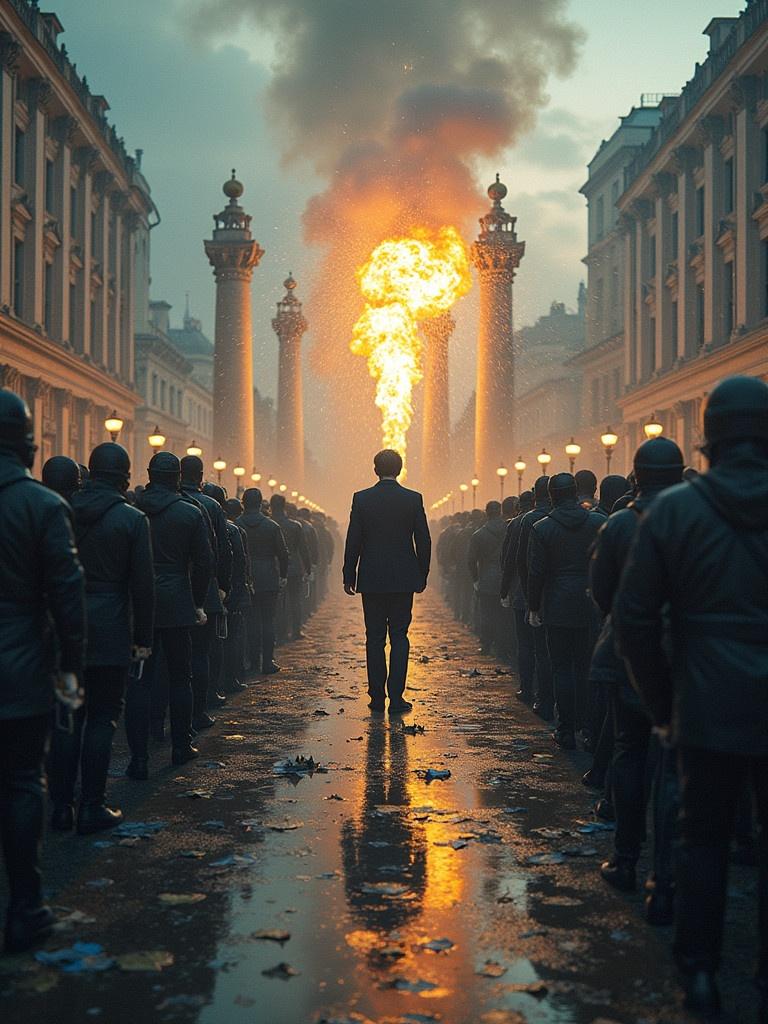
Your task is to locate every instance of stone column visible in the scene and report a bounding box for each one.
[619,212,636,387]
[651,173,675,371]
[732,77,761,330]
[204,172,264,475]
[25,78,53,329]
[420,311,454,501]
[272,273,307,489]
[698,115,725,349]
[0,33,20,309]
[671,146,698,361]
[53,115,77,346]
[471,175,525,487]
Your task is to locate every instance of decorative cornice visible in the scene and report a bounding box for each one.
[53,114,79,147]
[0,363,22,392]
[204,239,264,280]
[728,74,759,114]
[649,172,675,201]
[470,238,525,276]
[694,114,724,148]
[0,32,21,76]
[669,145,698,175]
[27,77,54,114]
[74,146,100,173]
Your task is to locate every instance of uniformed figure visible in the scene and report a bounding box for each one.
[589,438,683,919]
[467,501,506,655]
[515,475,554,719]
[41,455,81,503]
[526,472,603,749]
[179,455,232,728]
[0,389,85,952]
[500,489,535,702]
[296,507,320,615]
[128,452,211,777]
[614,376,768,1019]
[311,511,335,602]
[48,442,155,834]
[238,488,289,675]
[271,493,311,641]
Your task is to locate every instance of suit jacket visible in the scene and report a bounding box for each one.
[343,479,431,594]
[237,510,289,593]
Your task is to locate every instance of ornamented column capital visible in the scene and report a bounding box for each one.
[53,114,79,147]
[669,145,698,175]
[75,146,100,174]
[27,77,54,114]
[728,74,759,114]
[0,32,21,76]
[0,363,22,392]
[694,114,725,148]
[272,273,308,341]
[204,240,264,282]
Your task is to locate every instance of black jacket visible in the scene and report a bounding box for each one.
[0,454,85,719]
[273,512,311,579]
[343,479,431,594]
[70,480,155,667]
[180,483,233,614]
[500,513,528,608]
[136,485,212,629]
[467,518,506,596]
[515,504,550,604]
[225,520,251,612]
[237,510,289,593]
[614,453,768,756]
[299,519,320,566]
[527,501,603,627]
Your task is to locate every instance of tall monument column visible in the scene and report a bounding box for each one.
[420,311,454,500]
[471,174,525,488]
[272,273,308,488]
[204,171,264,474]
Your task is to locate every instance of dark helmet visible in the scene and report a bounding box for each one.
[180,454,204,480]
[148,450,180,483]
[633,437,684,488]
[224,497,243,519]
[89,442,130,485]
[202,481,226,506]
[78,463,90,481]
[548,471,577,504]
[42,456,81,499]
[704,375,768,446]
[533,475,550,504]
[518,489,534,513]
[243,487,262,509]
[599,474,630,512]
[0,388,36,467]
[575,468,597,498]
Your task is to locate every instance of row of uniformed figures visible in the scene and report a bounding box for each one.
[0,386,337,954]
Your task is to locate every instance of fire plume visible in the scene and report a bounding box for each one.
[350,226,471,468]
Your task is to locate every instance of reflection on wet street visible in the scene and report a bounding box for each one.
[0,592,758,1023]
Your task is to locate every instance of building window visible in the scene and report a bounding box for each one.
[13,240,23,317]
[696,283,705,348]
[45,159,55,214]
[44,262,54,335]
[610,269,619,327]
[696,185,705,236]
[612,367,621,399]
[151,372,158,407]
[649,234,656,278]
[724,262,734,336]
[69,282,77,348]
[160,379,166,411]
[70,186,78,238]
[611,179,619,210]
[596,195,604,240]
[594,277,604,329]
[14,127,25,185]
[671,299,678,352]
[724,157,734,214]
[169,385,175,416]
[649,316,657,373]
[671,210,679,257]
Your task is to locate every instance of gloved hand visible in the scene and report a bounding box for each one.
[500,596,511,609]
[131,645,152,661]
[195,607,208,626]
[55,671,84,710]
[527,610,542,628]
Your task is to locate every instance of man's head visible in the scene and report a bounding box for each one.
[271,493,286,516]
[148,451,180,490]
[88,442,131,492]
[224,497,243,521]
[298,508,311,520]
[703,375,768,462]
[202,481,226,507]
[42,456,81,499]
[501,495,518,519]
[485,500,502,519]
[599,474,630,513]
[533,475,550,506]
[518,489,534,514]
[373,449,403,479]
[179,454,203,485]
[470,508,484,525]
[243,487,262,510]
[574,468,597,500]
[633,437,684,491]
[548,472,578,506]
[0,388,36,468]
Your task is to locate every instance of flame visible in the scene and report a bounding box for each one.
[350,226,471,469]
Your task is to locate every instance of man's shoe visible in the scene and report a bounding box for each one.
[593,797,615,821]
[262,662,280,675]
[368,700,385,712]
[50,804,74,832]
[171,745,199,767]
[581,768,605,790]
[293,632,306,641]
[682,970,721,1017]
[192,713,216,731]
[600,857,636,892]
[4,905,56,954]
[77,804,123,836]
[552,728,576,750]
[126,758,148,781]
[207,692,227,708]
[389,700,413,715]
[645,884,675,926]
[223,680,247,694]
[532,702,553,720]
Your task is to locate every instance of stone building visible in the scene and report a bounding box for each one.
[0,1,155,464]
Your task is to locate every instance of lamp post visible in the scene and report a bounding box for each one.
[496,464,508,502]
[536,448,552,475]
[459,482,468,511]
[251,469,261,484]
[104,410,123,442]
[186,442,202,457]
[643,414,663,439]
[213,457,227,484]
[268,477,277,494]
[148,425,166,451]
[233,465,245,496]
[601,427,618,473]
[565,437,581,473]
[279,483,287,494]
[514,458,526,494]
[471,476,479,509]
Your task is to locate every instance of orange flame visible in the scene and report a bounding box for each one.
[351,226,471,469]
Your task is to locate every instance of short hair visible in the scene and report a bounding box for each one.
[485,500,501,517]
[574,468,597,497]
[373,449,403,478]
[243,487,262,509]
[180,454,203,481]
[271,493,286,514]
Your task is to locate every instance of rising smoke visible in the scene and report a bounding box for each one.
[188,0,584,497]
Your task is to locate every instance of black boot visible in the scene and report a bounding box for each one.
[645,876,675,926]
[4,904,56,954]
[582,767,605,790]
[171,745,198,767]
[600,856,637,892]
[681,970,721,1017]
[50,803,74,831]
[192,712,215,731]
[552,728,576,750]
[1,768,52,953]
[126,758,148,781]
[77,804,123,836]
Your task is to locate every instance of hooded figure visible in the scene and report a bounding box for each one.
[596,474,631,517]
[500,489,536,702]
[42,456,81,503]
[527,472,603,748]
[467,501,507,655]
[614,376,768,1019]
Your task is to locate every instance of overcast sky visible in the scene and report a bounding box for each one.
[51,0,744,437]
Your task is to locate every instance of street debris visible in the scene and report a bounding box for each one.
[476,960,507,978]
[262,962,300,979]
[157,892,207,905]
[252,929,291,943]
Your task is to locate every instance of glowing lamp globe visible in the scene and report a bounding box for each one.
[251,470,262,483]
[104,411,123,441]
[186,442,202,457]
[565,438,581,459]
[148,426,166,449]
[279,483,287,493]
[514,459,526,474]
[644,416,663,439]
[537,449,552,467]
[601,429,619,450]
[233,466,245,479]
[213,458,227,473]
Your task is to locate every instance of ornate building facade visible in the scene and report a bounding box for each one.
[0,1,156,464]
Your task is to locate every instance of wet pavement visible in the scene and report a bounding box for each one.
[0,590,760,1024]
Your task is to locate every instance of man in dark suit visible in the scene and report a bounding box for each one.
[343,449,431,714]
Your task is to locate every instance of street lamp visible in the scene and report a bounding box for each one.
[268,477,277,493]
[644,414,664,439]
[186,441,202,457]
[514,458,526,494]
[279,483,287,493]
[565,437,581,473]
[291,490,299,499]
[601,427,619,472]
[496,464,508,501]
[537,448,552,475]
[471,476,480,509]
[298,494,306,503]
[148,425,166,451]
[213,457,226,484]
[233,465,245,495]
[251,469,261,484]
[104,410,123,442]
[459,482,468,510]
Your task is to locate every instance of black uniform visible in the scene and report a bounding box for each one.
[237,506,289,673]
[467,515,506,654]
[515,482,554,717]
[222,518,250,692]
[500,496,535,702]
[274,509,312,640]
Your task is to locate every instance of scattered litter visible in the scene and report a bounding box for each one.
[113,820,167,839]
[85,878,114,890]
[532,753,554,762]
[530,827,568,840]
[418,938,454,953]
[576,821,615,834]
[479,1012,528,1023]
[252,929,290,943]
[179,849,206,859]
[472,830,503,844]
[477,960,507,978]
[117,837,140,848]
[525,852,567,865]
[520,928,549,938]
[200,820,226,831]
[313,709,330,716]
[264,819,304,832]
[422,768,451,782]
[388,977,438,993]
[434,839,468,850]
[262,962,300,979]
[325,794,344,801]
[273,756,323,776]
[503,807,528,815]
[561,845,598,858]
[36,943,114,973]
[157,892,207,905]
[202,761,226,769]
[52,909,96,930]
[359,882,410,897]
[115,950,174,972]
[503,981,548,998]
[223,734,247,741]
[401,723,426,735]
[210,853,258,868]
[185,789,212,799]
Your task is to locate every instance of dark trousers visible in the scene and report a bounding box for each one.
[533,623,553,713]
[222,610,244,689]
[190,618,214,718]
[362,592,414,703]
[0,715,49,910]
[287,576,303,638]
[514,609,535,700]
[126,626,192,760]
[250,593,278,672]
[48,666,127,809]
[478,592,503,652]
[546,625,591,734]
[674,745,768,977]
[649,736,678,891]
[608,680,651,862]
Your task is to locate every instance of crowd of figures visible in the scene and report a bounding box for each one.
[436,375,768,1022]
[0,386,337,955]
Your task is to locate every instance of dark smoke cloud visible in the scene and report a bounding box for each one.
[187,0,584,497]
